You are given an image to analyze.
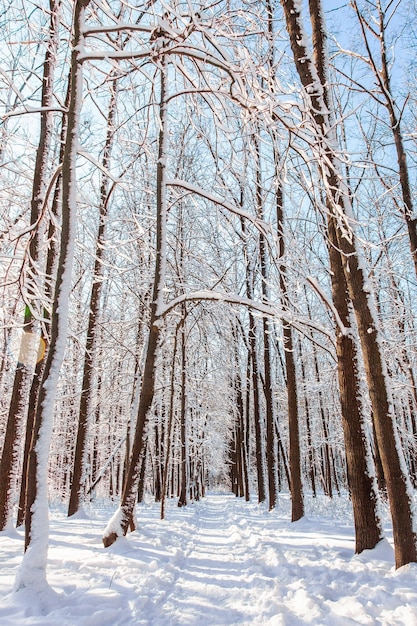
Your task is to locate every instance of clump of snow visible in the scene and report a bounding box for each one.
[1,493,417,625]
[68,507,90,521]
[102,506,125,543]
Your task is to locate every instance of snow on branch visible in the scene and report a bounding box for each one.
[306,276,347,335]
[2,106,67,120]
[158,289,335,346]
[79,44,233,73]
[83,23,154,36]
[166,178,271,237]
[77,149,128,187]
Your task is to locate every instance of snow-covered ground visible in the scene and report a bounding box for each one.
[1,493,417,625]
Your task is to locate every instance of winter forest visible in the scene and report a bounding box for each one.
[1,0,417,623]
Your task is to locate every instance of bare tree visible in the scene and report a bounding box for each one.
[68,74,119,517]
[350,0,417,280]
[15,0,91,590]
[0,0,61,532]
[280,0,415,567]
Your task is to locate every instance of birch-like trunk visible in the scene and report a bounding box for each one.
[253,132,277,510]
[68,78,118,517]
[15,0,90,590]
[17,79,69,529]
[0,0,61,532]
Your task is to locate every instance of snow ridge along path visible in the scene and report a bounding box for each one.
[1,493,417,625]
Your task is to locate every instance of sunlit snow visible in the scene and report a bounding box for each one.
[1,493,417,625]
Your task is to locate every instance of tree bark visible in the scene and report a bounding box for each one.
[15,0,90,589]
[328,217,382,553]
[103,57,168,547]
[281,0,416,567]
[0,0,61,532]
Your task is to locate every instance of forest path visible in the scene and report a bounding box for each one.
[123,493,412,626]
[155,494,281,625]
[1,494,417,625]
[129,493,359,625]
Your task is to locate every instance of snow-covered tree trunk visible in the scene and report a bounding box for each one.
[15,0,90,590]
[253,132,277,511]
[68,77,118,517]
[327,217,382,553]
[17,80,69,529]
[242,217,266,504]
[0,0,61,532]
[297,336,316,496]
[103,56,169,547]
[161,319,182,519]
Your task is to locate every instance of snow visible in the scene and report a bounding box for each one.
[1,493,417,625]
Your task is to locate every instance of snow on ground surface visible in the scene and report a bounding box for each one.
[1,493,417,625]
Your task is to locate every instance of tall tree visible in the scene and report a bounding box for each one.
[253,130,277,510]
[68,75,118,517]
[15,0,90,590]
[276,185,304,521]
[280,0,416,567]
[0,0,61,531]
[103,55,169,547]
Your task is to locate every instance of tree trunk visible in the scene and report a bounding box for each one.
[103,57,168,547]
[298,338,316,497]
[68,78,118,517]
[241,212,266,503]
[161,320,182,519]
[276,182,303,521]
[281,0,416,567]
[16,81,68,528]
[0,0,61,532]
[253,132,277,510]
[15,0,89,590]
[328,217,382,553]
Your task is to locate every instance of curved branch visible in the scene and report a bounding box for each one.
[158,288,335,346]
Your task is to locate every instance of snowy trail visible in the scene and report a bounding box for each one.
[155,495,279,625]
[1,494,417,625]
